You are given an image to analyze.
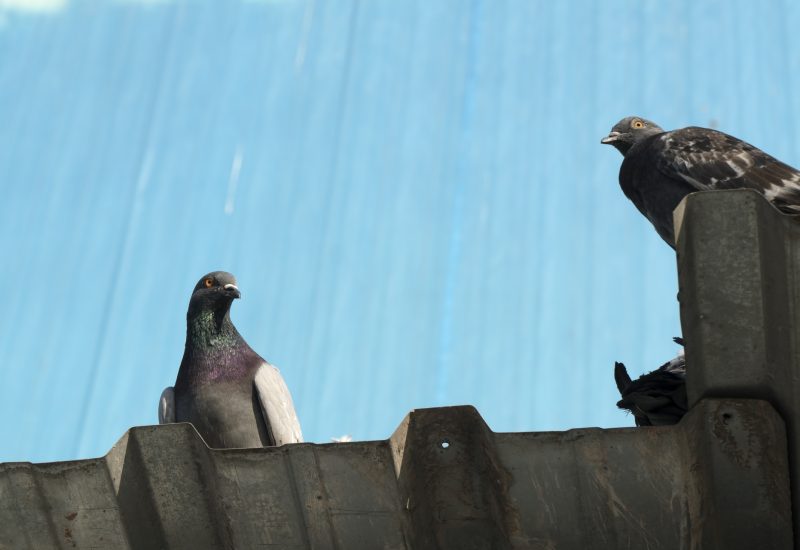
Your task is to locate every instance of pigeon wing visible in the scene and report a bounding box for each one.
[158,387,175,424]
[254,362,303,446]
[653,127,800,212]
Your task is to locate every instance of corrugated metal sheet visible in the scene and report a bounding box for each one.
[0,400,791,550]
[4,0,800,464]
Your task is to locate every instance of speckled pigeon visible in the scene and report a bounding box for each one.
[159,271,303,448]
[614,337,687,427]
[602,117,800,248]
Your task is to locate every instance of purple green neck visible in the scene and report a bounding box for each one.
[185,307,245,354]
[176,306,258,386]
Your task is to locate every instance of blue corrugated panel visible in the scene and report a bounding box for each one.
[1,0,798,462]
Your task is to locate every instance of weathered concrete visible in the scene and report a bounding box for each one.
[675,189,800,547]
[0,400,792,550]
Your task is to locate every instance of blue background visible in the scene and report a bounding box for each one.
[2,0,797,463]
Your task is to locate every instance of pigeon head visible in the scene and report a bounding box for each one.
[187,271,241,320]
[601,116,664,155]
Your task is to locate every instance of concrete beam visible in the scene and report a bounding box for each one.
[0,400,791,549]
[675,188,800,547]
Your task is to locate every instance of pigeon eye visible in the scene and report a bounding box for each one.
[632,120,645,129]
[204,277,214,288]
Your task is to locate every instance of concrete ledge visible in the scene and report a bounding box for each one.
[0,401,792,550]
[675,189,800,545]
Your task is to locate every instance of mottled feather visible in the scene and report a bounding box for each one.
[603,117,800,247]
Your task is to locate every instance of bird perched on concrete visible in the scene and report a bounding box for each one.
[602,117,800,248]
[159,271,303,448]
[614,338,687,427]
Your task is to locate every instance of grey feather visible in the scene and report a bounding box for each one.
[254,362,304,446]
[158,386,175,424]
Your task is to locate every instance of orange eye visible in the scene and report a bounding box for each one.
[204,277,214,288]
[632,119,645,129]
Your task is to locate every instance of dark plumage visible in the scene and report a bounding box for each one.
[159,271,303,448]
[602,116,800,248]
[615,337,687,427]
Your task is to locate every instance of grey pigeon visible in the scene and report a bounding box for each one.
[159,271,303,448]
[614,337,687,427]
[602,117,800,248]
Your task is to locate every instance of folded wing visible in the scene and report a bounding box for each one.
[254,363,303,446]
[158,386,175,424]
[654,127,800,213]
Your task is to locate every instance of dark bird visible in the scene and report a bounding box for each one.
[615,337,687,427]
[159,271,303,448]
[602,117,800,248]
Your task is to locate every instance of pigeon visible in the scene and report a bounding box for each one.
[602,117,800,248]
[614,337,687,427]
[159,271,303,448]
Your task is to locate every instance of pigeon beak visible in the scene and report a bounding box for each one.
[601,131,621,144]
[224,284,241,299]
